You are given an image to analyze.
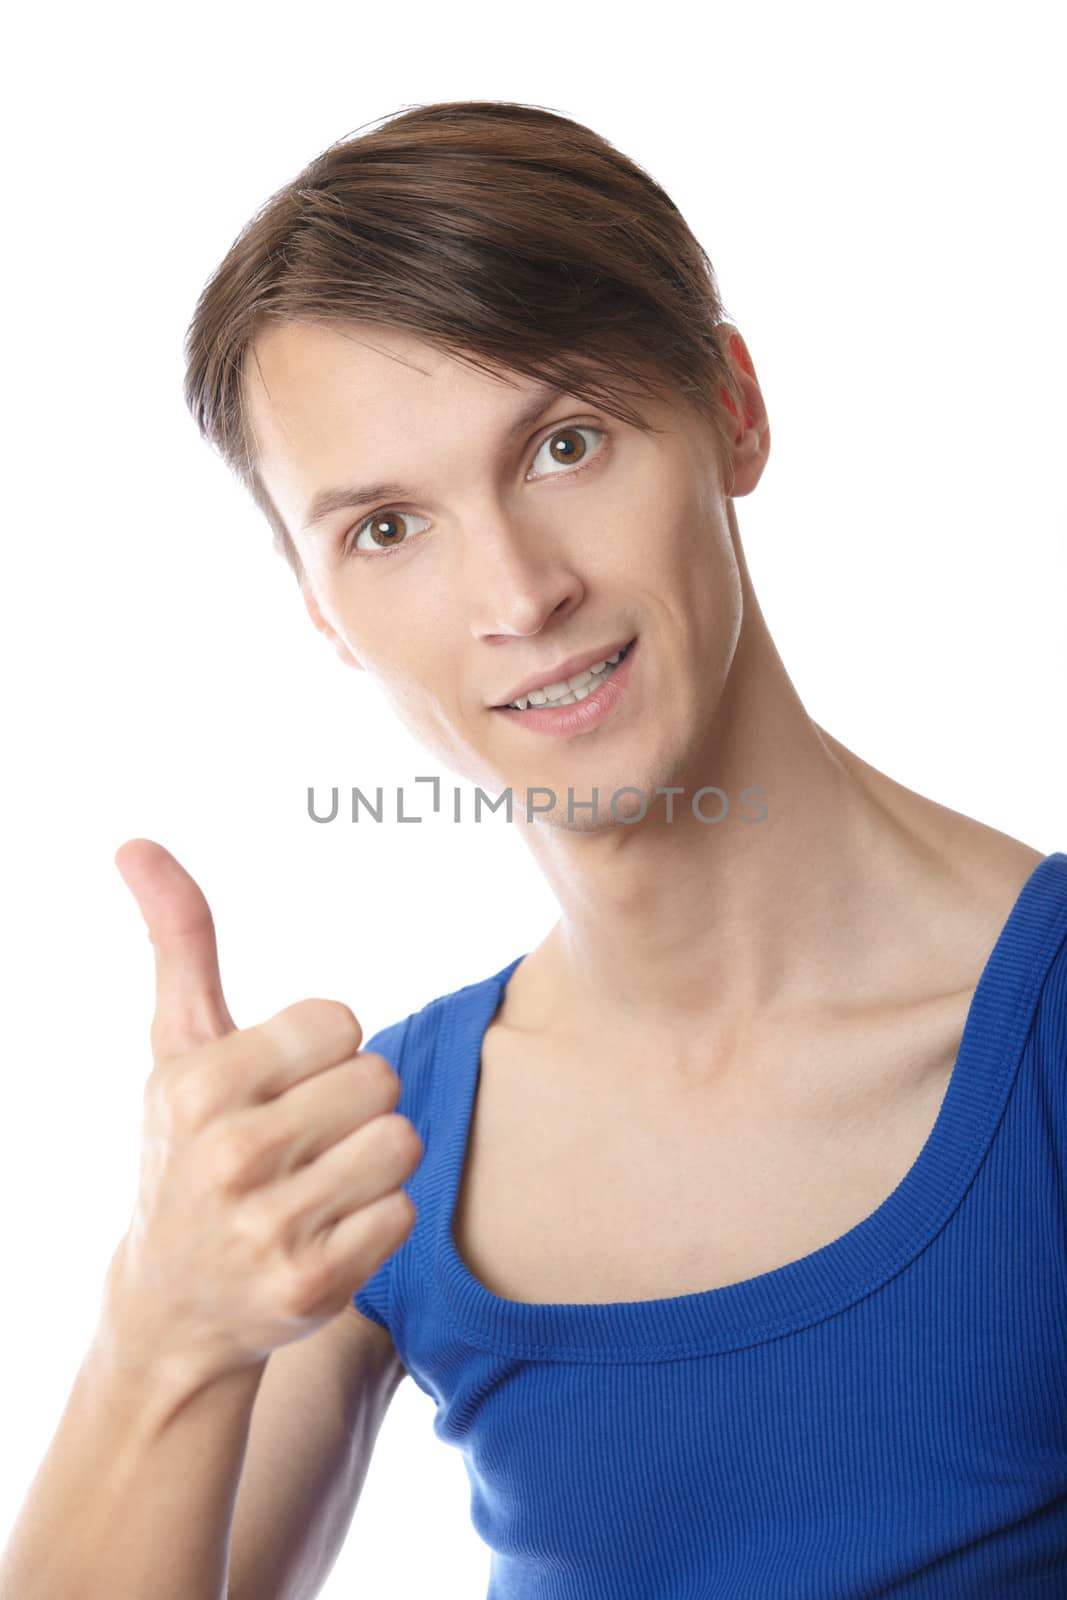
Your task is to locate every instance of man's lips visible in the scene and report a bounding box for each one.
[489,636,636,708]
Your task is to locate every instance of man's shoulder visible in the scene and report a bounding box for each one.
[362,951,526,1065]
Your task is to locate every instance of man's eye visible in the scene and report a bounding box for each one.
[343,423,606,559]
[346,509,429,560]
[528,423,605,480]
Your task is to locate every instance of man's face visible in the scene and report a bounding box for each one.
[244,319,756,831]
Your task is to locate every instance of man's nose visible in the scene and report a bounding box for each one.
[459,504,585,643]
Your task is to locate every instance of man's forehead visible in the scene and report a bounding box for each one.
[244,318,521,421]
[243,322,454,490]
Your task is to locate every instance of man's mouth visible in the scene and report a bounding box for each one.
[495,638,637,711]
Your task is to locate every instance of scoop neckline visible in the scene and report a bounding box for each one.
[425,851,1067,1362]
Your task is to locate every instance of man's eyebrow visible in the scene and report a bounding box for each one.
[300,382,570,534]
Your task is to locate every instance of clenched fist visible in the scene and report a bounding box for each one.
[103,839,422,1389]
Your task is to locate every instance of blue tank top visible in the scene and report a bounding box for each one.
[354,851,1067,1597]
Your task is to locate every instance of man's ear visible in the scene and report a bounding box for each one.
[300,581,365,672]
[718,325,771,498]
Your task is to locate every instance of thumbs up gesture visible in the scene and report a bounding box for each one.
[104,840,422,1387]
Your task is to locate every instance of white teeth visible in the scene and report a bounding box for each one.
[506,645,628,710]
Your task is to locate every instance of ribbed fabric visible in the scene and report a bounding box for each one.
[354,851,1067,1597]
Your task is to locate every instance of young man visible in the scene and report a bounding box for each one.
[235,315,1067,1593]
[4,100,1064,1599]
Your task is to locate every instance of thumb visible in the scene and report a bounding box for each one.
[114,837,237,1060]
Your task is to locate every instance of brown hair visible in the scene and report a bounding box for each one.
[182,98,747,581]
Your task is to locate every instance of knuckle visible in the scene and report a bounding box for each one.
[203,1121,260,1189]
[358,1051,401,1106]
[141,1066,163,1112]
[279,1255,330,1317]
[165,1065,217,1131]
[274,998,363,1059]
[388,1114,423,1167]
[324,1000,363,1054]
[240,1192,281,1259]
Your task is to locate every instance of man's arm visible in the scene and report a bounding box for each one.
[227,1306,404,1600]
[0,1304,402,1600]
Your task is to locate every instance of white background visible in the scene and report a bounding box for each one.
[1,1,1064,1594]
